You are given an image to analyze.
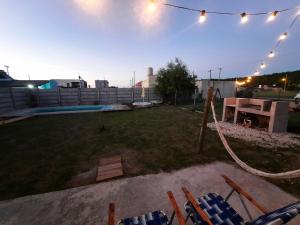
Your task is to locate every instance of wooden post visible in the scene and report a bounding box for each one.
[116,88,118,103]
[78,88,81,105]
[9,87,16,110]
[97,88,100,105]
[36,88,40,107]
[58,87,62,106]
[133,86,135,102]
[193,88,197,111]
[198,86,213,153]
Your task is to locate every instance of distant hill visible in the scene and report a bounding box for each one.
[224,70,300,90]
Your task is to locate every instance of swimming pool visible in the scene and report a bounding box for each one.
[33,105,113,113]
[4,104,130,117]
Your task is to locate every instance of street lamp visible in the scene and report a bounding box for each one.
[281,74,287,93]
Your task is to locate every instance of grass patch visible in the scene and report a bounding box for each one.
[0,104,299,200]
[255,90,298,99]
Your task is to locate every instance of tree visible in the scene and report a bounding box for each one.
[156,58,195,104]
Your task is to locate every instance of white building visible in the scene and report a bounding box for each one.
[95,80,109,88]
[196,80,236,98]
[141,67,157,88]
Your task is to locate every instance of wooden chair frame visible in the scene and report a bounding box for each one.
[221,175,268,221]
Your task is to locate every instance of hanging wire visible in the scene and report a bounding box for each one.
[161,2,299,16]
[252,12,300,76]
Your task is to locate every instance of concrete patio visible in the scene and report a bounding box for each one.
[0,162,299,225]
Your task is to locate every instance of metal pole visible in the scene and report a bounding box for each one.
[208,70,212,80]
[193,88,197,110]
[198,87,214,153]
[208,69,213,87]
[4,65,9,76]
[284,74,287,93]
[218,68,222,80]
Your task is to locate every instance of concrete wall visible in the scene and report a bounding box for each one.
[196,80,236,99]
[0,87,160,114]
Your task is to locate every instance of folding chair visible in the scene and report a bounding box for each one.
[108,191,187,225]
[183,175,300,225]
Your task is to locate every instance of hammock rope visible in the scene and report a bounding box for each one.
[210,101,300,179]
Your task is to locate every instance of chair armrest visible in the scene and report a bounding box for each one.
[108,203,115,225]
[221,175,268,214]
[181,187,213,225]
[167,191,187,225]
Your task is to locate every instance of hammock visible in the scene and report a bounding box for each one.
[210,101,300,179]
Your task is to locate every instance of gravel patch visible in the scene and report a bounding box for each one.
[208,121,300,148]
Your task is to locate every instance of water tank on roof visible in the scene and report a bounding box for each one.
[147,67,153,77]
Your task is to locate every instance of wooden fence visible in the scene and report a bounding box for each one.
[0,87,160,114]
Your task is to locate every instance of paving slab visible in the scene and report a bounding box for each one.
[0,162,299,225]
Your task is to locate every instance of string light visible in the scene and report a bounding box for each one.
[267,11,278,22]
[247,76,252,80]
[268,51,275,58]
[278,32,288,40]
[240,13,248,24]
[199,10,206,23]
[236,81,245,85]
[254,70,260,76]
[148,0,157,13]
[260,63,266,69]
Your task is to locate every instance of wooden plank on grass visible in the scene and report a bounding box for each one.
[99,155,121,166]
[96,155,123,182]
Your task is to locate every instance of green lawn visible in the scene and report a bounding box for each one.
[255,90,298,99]
[0,105,299,200]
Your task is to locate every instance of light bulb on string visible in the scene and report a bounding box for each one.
[279,32,288,41]
[240,12,248,24]
[268,51,275,58]
[260,63,266,69]
[147,0,157,13]
[254,70,260,76]
[267,11,278,22]
[199,10,206,23]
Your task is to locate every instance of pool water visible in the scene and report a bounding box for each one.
[32,105,113,114]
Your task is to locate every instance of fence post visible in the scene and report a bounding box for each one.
[36,88,40,107]
[198,86,214,153]
[58,87,62,106]
[78,88,81,105]
[9,87,16,110]
[116,87,118,103]
[97,88,100,105]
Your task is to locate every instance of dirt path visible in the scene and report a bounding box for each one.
[0,162,299,225]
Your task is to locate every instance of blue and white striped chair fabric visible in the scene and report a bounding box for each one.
[247,201,300,225]
[184,193,244,225]
[121,211,169,225]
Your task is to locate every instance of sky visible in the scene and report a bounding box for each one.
[0,0,300,87]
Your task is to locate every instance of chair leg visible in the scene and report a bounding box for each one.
[168,211,175,225]
[225,189,235,202]
[238,194,253,221]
